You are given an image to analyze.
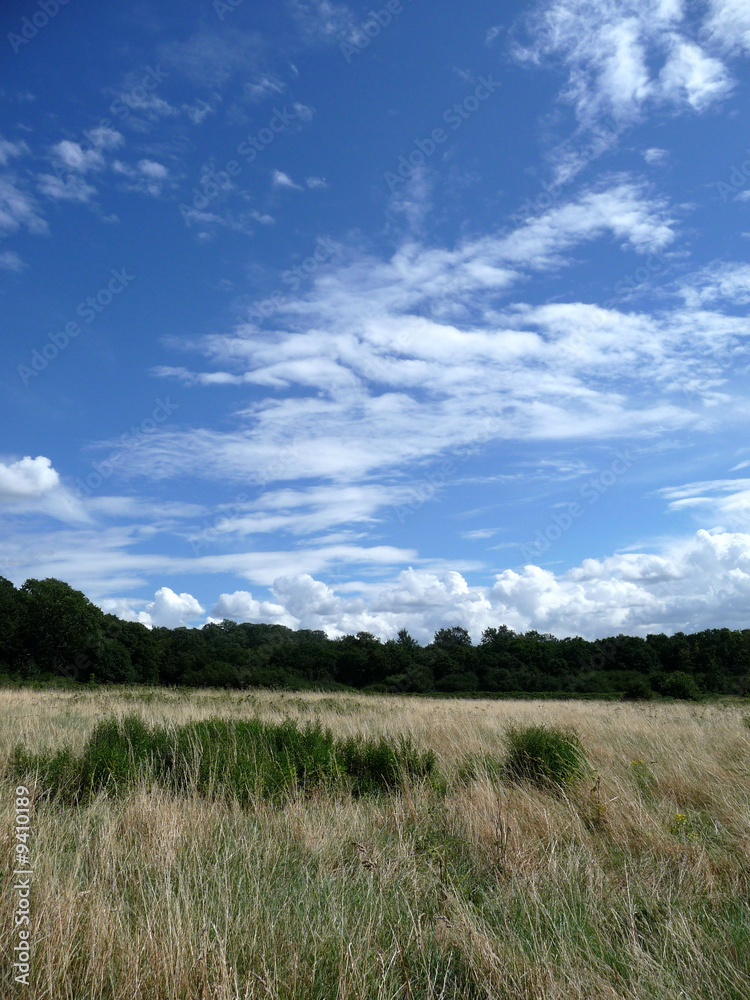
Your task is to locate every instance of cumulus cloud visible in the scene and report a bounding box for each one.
[113,158,170,196]
[200,530,750,640]
[112,587,205,628]
[37,173,98,203]
[0,456,59,501]
[51,140,105,174]
[209,590,297,627]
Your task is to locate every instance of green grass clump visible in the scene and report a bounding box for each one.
[503,723,588,789]
[10,713,439,805]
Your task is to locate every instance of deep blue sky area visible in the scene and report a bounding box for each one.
[2,0,750,639]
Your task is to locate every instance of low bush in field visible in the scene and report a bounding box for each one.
[504,723,588,789]
[9,714,438,804]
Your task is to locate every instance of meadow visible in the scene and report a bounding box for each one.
[1,686,748,999]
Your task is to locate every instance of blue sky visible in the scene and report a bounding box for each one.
[2,0,750,640]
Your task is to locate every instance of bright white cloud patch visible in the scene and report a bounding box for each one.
[119,587,206,628]
[0,456,59,501]
[181,530,750,639]
[514,0,739,180]
[209,590,297,627]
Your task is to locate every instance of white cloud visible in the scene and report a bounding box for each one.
[0,250,25,272]
[0,456,59,501]
[703,0,750,54]
[107,587,205,628]
[127,180,715,487]
[306,176,327,189]
[658,38,732,110]
[643,146,669,165]
[289,0,359,45]
[0,175,47,236]
[51,140,105,173]
[138,160,168,179]
[181,98,217,124]
[0,137,30,166]
[678,261,750,307]
[244,75,286,102]
[202,529,750,638]
[87,127,125,151]
[37,173,97,203]
[113,159,170,196]
[658,478,750,529]
[514,0,738,180]
[272,169,302,189]
[210,590,297,627]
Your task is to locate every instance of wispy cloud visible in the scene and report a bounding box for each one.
[272,169,303,189]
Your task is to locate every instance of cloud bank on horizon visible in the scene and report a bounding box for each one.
[2,0,750,640]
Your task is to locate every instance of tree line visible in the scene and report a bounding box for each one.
[1,577,749,698]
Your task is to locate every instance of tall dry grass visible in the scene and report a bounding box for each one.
[1,686,748,999]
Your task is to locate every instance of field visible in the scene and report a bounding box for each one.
[1,687,749,999]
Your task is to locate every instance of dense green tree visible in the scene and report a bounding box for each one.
[18,578,105,679]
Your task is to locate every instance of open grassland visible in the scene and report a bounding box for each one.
[1,686,749,999]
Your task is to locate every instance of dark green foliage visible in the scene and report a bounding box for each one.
[504,724,588,789]
[623,676,653,700]
[10,714,439,805]
[655,670,702,700]
[1,575,749,697]
[336,734,437,794]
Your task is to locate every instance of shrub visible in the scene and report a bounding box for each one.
[657,671,701,701]
[504,723,588,789]
[9,714,440,805]
[623,677,652,701]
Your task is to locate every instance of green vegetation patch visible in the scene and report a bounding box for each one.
[9,713,439,805]
[503,723,589,789]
